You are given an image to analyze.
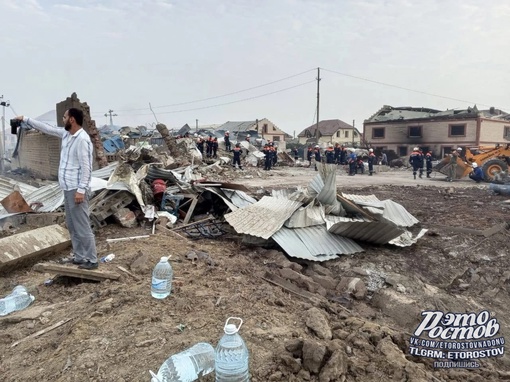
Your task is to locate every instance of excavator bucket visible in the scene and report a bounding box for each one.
[433,157,471,179]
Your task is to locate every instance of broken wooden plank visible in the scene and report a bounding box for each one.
[170,216,214,231]
[33,263,120,282]
[117,265,141,281]
[106,235,150,243]
[262,271,325,305]
[482,222,509,238]
[0,224,71,271]
[432,225,485,236]
[11,317,72,347]
[183,196,198,225]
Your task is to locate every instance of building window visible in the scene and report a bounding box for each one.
[372,127,385,139]
[336,131,341,138]
[263,124,268,133]
[344,131,349,138]
[449,124,466,137]
[408,125,422,138]
[504,126,510,139]
[272,125,276,131]
[398,146,408,156]
[273,136,280,141]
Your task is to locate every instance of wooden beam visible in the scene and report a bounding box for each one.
[33,263,120,282]
[11,318,73,347]
[183,196,198,224]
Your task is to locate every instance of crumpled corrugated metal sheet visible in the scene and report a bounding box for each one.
[225,196,302,239]
[271,187,315,204]
[381,199,419,227]
[221,189,257,208]
[0,176,38,200]
[317,163,344,216]
[24,183,64,212]
[389,229,428,247]
[325,215,404,244]
[341,194,419,228]
[272,225,363,261]
[92,161,119,179]
[285,204,325,228]
[203,187,239,211]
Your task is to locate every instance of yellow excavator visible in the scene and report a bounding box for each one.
[434,144,510,181]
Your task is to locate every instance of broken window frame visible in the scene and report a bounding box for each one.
[372,127,385,139]
[398,146,408,156]
[504,126,510,140]
[448,123,466,137]
[408,125,422,138]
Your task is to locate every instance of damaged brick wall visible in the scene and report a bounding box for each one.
[14,131,61,180]
[56,92,108,168]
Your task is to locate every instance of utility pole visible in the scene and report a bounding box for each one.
[104,109,117,126]
[315,67,321,141]
[0,95,10,174]
[196,119,198,132]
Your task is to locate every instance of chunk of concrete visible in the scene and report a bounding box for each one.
[0,224,70,271]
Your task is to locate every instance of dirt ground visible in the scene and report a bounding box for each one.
[1,165,510,382]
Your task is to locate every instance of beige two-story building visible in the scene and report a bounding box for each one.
[297,119,361,146]
[363,105,510,157]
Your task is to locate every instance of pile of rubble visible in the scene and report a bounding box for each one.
[0,125,427,271]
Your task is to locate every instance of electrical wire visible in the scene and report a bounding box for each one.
[321,67,508,111]
[109,80,316,117]
[94,68,317,115]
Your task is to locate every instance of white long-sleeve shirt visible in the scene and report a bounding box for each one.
[22,117,93,194]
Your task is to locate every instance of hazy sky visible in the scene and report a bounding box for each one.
[1,0,508,135]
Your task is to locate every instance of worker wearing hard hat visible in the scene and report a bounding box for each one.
[409,147,423,180]
[469,162,484,183]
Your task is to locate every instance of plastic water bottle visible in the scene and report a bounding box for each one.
[100,254,115,263]
[149,342,215,382]
[0,286,35,316]
[215,317,249,382]
[151,257,173,299]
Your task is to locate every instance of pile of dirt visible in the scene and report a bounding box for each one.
[1,184,509,381]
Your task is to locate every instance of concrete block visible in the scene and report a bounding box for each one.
[0,224,71,271]
[26,213,66,228]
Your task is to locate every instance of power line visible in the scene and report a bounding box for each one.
[96,68,316,114]
[108,80,316,117]
[320,67,508,110]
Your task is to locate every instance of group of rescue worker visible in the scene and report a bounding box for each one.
[195,134,219,159]
[410,146,484,182]
[305,144,378,176]
[409,147,434,180]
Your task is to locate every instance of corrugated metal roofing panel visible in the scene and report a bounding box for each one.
[221,189,257,208]
[381,199,419,227]
[389,228,428,247]
[271,188,315,204]
[224,196,302,239]
[272,225,363,261]
[24,183,64,212]
[341,193,385,208]
[325,215,404,244]
[308,173,324,195]
[0,176,38,200]
[285,204,325,228]
[317,163,344,215]
[92,161,119,179]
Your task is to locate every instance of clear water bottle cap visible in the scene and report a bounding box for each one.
[224,317,243,334]
[160,256,168,262]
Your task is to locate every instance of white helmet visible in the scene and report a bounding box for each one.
[369,148,373,152]
[225,130,229,133]
[315,145,319,148]
[413,147,419,151]
[194,133,198,137]
[472,162,478,168]
[457,147,462,151]
[247,134,251,138]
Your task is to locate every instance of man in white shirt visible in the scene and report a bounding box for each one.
[16,109,98,269]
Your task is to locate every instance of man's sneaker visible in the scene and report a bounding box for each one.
[78,261,99,270]
[59,257,87,265]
